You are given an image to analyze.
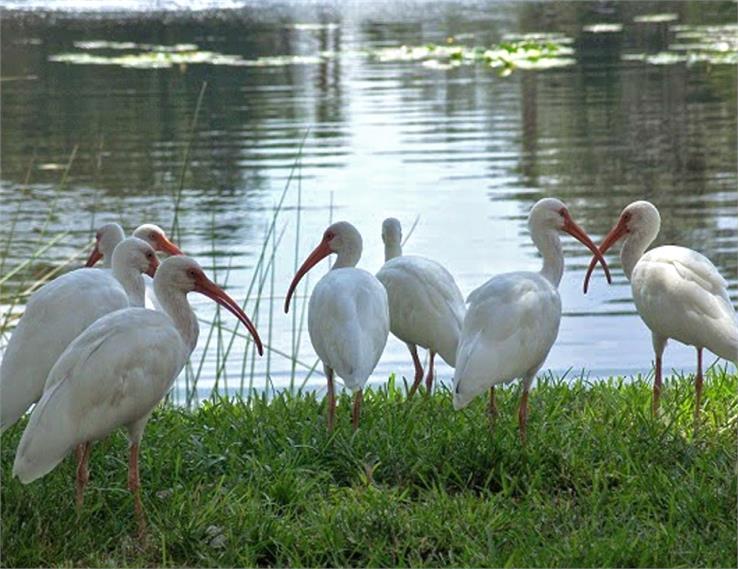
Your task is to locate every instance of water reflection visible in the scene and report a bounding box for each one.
[1,1,735,399]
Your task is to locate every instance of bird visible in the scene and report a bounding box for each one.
[453,198,611,442]
[582,200,738,420]
[85,222,183,310]
[375,217,465,398]
[0,237,160,434]
[12,256,264,539]
[284,221,389,431]
[85,223,182,268]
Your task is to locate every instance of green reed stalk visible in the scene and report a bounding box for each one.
[171,81,207,240]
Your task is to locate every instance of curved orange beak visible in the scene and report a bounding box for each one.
[562,212,612,286]
[154,234,184,257]
[583,216,628,294]
[85,241,103,267]
[284,239,332,313]
[145,256,160,278]
[194,274,264,356]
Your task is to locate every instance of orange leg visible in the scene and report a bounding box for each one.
[326,368,336,433]
[518,389,529,445]
[652,355,663,416]
[424,352,436,396]
[488,386,498,426]
[75,442,92,511]
[407,345,424,399]
[352,389,363,430]
[128,443,146,540]
[694,347,703,425]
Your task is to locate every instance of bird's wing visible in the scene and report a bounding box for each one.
[635,246,737,361]
[453,273,561,409]
[309,270,389,390]
[377,256,465,363]
[0,270,129,432]
[13,309,185,483]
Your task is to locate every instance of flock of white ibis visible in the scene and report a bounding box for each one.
[1,198,736,537]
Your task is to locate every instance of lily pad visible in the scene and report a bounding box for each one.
[634,13,679,23]
[583,23,623,33]
[369,35,575,74]
[623,22,738,66]
[291,23,339,31]
[50,49,330,69]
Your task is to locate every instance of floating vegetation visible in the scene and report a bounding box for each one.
[622,23,738,66]
[50,43,331,69]
[634,13,679,23]
[73,40,198,52]
[582,23,623,33]
[369,34,575,73]
[290,23,339,31]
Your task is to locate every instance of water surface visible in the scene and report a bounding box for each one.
[1,1,736,400]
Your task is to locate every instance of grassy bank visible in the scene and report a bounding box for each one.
[2,370,736,567]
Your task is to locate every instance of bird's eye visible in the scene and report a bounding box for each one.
[146,252,153,259]
[623,212,631,222]
[188,269,197,278]
[150,232,158,240]
[558,208,566,217]
[325,231,334,240]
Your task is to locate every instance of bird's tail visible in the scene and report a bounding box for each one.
[12,382,76,484]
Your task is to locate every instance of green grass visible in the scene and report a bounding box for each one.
[2,369,736,567]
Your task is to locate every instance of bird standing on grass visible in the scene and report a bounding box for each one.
[376,217,465,397]
[453,198,611,442]
[583,200,738,420]
[0,237,160,433]
[285,221,389,432]
[12,256,264,539]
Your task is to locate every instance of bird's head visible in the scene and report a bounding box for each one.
[381,217,402,247]
[583,201,661,293]
[528,198,611,285]
[284,221,362,313]
[111,237,159,277]
[86,223,126,267]
[132,224,184,257]
[155,256,263,355]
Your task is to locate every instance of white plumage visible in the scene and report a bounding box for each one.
[86,222,183,310]
[308,268,389,391]
[453,272,561,410]
[12,255,263,538]
[13,309,185,484]
[376,218,465,396]
[453,198,610,441]
[0,237,159,432]
[583,200,737,418]
[285,221,389,431]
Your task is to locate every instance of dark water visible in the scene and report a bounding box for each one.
[1,1,736,399]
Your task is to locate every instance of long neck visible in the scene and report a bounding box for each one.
[532,227,564,286]
[384,239,402,261]
[333,245,362,269]
[620,233,651,280]
[154,283,200,354]
[112,265,146,307]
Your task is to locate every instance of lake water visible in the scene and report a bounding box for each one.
[1,0,736,401]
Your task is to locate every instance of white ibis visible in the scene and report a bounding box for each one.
[453,198,611,442]
[12,256,263,538]
[85,223,182,268]
[376,218,465,397]
[86,222,183,310]
[0,237,159,433]
[583,200,738,419]
[284,221,389,431]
